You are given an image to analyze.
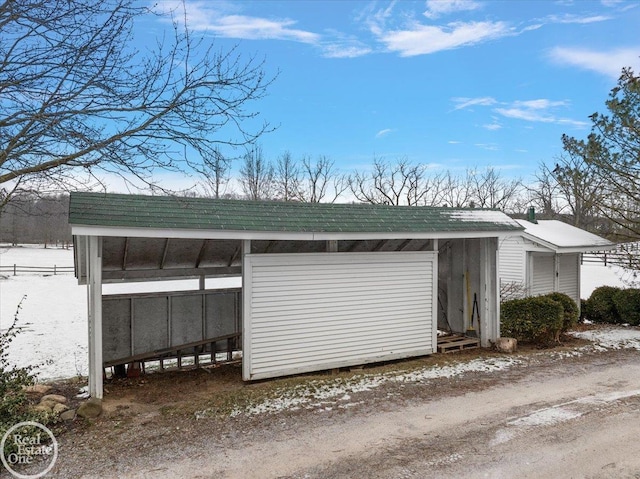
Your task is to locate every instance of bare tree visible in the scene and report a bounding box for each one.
[350,157,430,206]
[196,148,233,199]
[468,167,522,212]
[548,150,607,229]
[439,171,472,208]
[0,0,272,207]
[273,151,301,201]
[526,162,561,217]
[297,156,347,203]
[239,146,274,200]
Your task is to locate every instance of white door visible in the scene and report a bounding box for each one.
[243,251,437,380]
[529,252,555,297]
[558,253,580,304]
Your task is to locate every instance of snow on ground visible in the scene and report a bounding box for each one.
[581,260,628,298]
[0,244,636,386]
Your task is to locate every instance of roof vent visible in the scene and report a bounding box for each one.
[527,206,538,224]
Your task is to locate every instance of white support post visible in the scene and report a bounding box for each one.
[479,238,498,347]
[241,239,251,381]
[86,236,103,399]
[432,239,439,353]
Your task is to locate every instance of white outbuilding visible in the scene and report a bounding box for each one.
[499,214,615,306]
[70,192,523,399]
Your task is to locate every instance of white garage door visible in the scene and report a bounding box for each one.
[243,251,437,381]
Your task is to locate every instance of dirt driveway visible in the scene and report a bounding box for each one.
[39,328,640,478]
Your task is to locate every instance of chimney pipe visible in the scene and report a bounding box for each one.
[527,206,537,224]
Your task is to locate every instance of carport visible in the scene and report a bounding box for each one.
[69,192,522,398]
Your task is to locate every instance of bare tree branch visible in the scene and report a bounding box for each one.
[0,0,273,202]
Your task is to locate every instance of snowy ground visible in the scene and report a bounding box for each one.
[0,244,633,381]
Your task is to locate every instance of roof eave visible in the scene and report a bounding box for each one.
[521,232,616,253]
[70,224,518,241]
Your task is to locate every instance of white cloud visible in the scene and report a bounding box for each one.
[475,143,499,151]
[549,47,640,79]
[196,14,320,43]
[423,0,482,19]
[452,96,497,110]
[376,128,394,138]
[512,99,568,109]
[546,13,611,24]
[322,44,373,58]
[156,1,320,44]
[454,94,588,128]
[379,21,511,56]
[495,105,587,128]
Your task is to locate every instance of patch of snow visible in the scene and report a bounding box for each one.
[516,219,613,249]
[447,210,519,226]
[230,356,524,417]
[508,407,583,427]
[581,262,629,298]
[570,328,640,350]
[426,453,464,467]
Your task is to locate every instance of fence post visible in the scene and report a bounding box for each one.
[13,264,16,276]
[54,265,57,275]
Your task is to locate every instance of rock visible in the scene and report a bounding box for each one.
[33,404,52,414]
[77,398,102,419]
[60,409,76,421]
[38,399,58,412]
[53,403,69,414]
[41,394,67,404]
[24,384,52,395]
[495,337,517,353]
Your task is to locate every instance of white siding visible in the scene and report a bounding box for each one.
[243,252,436,381]
[559,253,580,304]
[530,253,555,297]
[499,235,526,284]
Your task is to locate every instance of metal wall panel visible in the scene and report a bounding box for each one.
[170,295,203,346]
[205,292,239,351]
[243,252,436,381]
[133,297,168,354]
[102,289,240,364]
[102,298,131,362]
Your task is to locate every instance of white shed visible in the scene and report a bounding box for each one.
[70,192,522,398]
[499,218,615,305]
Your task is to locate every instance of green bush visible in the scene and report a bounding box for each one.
[501,296,564,346]
[0,297,49,457]
[612,288,640,326]
[543,292,579,333]
[584,286,622,323]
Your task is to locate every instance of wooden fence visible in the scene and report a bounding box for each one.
[0,264,75,275]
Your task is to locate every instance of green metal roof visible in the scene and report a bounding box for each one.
[69,192,522,234]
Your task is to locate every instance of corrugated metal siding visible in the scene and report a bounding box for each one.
[530,253,555,297]
[244,252,436,380]
[559,254,579,304]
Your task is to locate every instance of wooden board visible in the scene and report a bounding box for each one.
[437,335,480,353]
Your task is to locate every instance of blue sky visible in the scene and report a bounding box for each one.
[147,0,640,182]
